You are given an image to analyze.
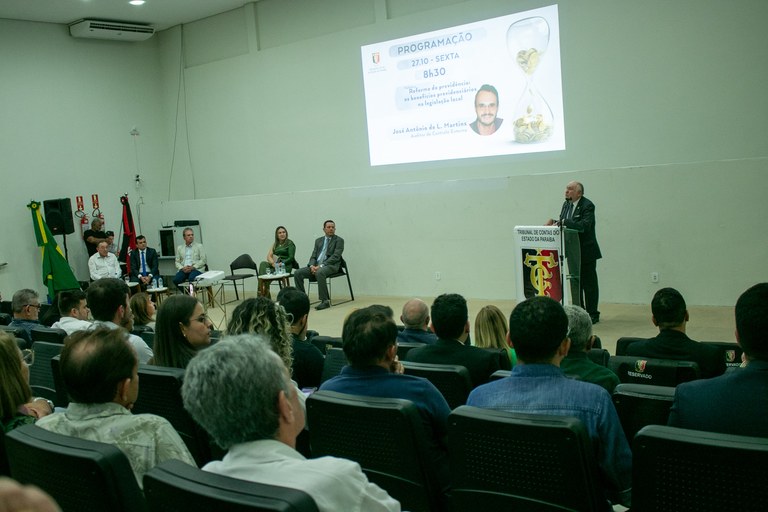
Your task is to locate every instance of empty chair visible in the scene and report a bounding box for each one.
[615,336,646,356]
[28,341,63,405]
[319,347,348,384]
[587,348,610,367]
[5,424,146,512]
[310,335,342,355]
[611,383,675,443]
[448,406,609,511]
[131,365,218,466]
[633,425,768,512]
[608,355,700,386]
[222,254,259,303]
[307,390,443,512]
[402,361,472,410]
[30,326,67,344]
[307,258,354,306]
[144,459,319,512]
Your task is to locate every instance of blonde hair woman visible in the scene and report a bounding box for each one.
[474,305,517,366]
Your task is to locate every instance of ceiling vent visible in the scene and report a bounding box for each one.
[69,19,155,41]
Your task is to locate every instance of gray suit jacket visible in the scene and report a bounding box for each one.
[306,235,344,273]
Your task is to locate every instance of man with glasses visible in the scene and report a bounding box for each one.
[9,289,42,346]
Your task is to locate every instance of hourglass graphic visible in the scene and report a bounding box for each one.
[506,17,554,143]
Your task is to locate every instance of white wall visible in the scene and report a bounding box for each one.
[1,0,766,306]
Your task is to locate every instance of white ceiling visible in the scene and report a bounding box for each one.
[0,0,253,31]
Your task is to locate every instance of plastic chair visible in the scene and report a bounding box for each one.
[448,406,608,511]
[307,258,354,306]
[144,459,319,512]
[5,424,146,512]
[307,390,444,512]
[402,361,472,410]
[222,254,259,302]
[611,383,675,443]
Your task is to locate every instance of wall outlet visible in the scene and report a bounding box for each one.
[650,271,659,283]
[434,271,442,281]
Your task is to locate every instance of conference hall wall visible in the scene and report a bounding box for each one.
[1,0,766,307]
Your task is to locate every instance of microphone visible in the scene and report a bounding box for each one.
[559,199,570,225]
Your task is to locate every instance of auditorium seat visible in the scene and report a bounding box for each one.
[704,341,744,369]
[587,348,610,367]
[615,336,645,356]
[319,347,348,383]
[29,341,63,405]
[310,335,342,355]
[30,326,67,344]
[608,355,700,386]
[402,361,473,410]
[611,383,675,443]
[396,341,424,360]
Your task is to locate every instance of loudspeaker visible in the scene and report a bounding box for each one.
[43,198,75,235]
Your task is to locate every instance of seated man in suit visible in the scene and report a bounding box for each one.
[36,327,196,488]
[51,290,92,336]
[668,283,768,436]
[397,298,438,345]
[173,227,207,285]
[560,305,619,394]
[467,296,632,508]
[320,305,451,488]
[293,220,344,311]
[404,293,500,388]
[129,235,160,290]
[626,288,725,378]
[182,333,401,512]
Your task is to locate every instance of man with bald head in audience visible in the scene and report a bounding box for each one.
[397,298,437,345]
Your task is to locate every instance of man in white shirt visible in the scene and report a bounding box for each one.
[51,290,92,335]
[88,241,121,281]
[182,334,400,512]
[173,228,207,285]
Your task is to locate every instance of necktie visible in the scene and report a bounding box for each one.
[566,202,574,220]
[141,251,147,274]
[318,237,329,264]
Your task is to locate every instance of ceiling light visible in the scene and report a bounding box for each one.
[129,0,146,6]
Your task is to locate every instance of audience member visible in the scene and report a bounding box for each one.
[88,241,121,281]
[277,287,324,390]
[227,297,294,371]
[9,289,41,345]
[668,283,768,436]
[182,334,400,512]
[173,227,207,285]
[474,305,517,367]
[129,235,159,289]
[467,296,631,507]
[82,218,107,257]
[0,477,61,512]
[293,220,344,311]
[259,226,298,298]
[86,278,153,363]
[104,231,119,256]
[51,290,92,335]
[405,293,501,387]
[396,298,438,345]
[0,333,53,432]
[151,294,211,369]
[36,328,196,488]
[626,287,725,378]
[321,306,451,488]
[560,305,619,393]
[129,292,156,331]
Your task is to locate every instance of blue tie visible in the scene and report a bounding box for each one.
[141,251,147,274]
[318,237,329,264]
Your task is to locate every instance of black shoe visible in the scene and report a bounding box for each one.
[590,315,600,324]
[315,301,330,311]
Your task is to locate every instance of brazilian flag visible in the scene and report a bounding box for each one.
[27,201,80,299]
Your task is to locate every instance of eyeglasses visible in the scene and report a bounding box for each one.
[24,304,42,310]
[192,314,209,324]
[22,349,35,366]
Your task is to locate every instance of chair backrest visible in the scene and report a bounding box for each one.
[310,335,342,355]
[615,336,646,356]
[50,354,69,407]
[0,325,27,347]
[608,355,700,386]
[448,406,606,511]
[633,425,768,512]
[703,341,743,368]
[5,424,146,512]
[489,369,511,381]
[0,301,12,315]
[30,326,67,344]
[481,347,512,371]
[144,459,319,512]
[396,341,423,360]
[138,329,155,349]
[307,390,442,512]
[131,365,217,466]
[0,429,9,477]
[611,383,675,443]
[402,361,472,409]
[29,341,64,395]
[229,253,259,274]
[587,348,610,367]
[319,347,348,383]
[0,312,11,325]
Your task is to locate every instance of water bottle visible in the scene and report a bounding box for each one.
[278,261,284,275]
[157,277,164,288]
[152,277,158,289]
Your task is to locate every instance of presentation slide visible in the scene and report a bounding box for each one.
[361,4,564,167]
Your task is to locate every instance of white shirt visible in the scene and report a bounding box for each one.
[204,439,400,512]
[88,252,121,280]
[90,320,153,364]
[51,316,93,336]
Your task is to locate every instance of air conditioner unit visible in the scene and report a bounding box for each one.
[69,19,155,41]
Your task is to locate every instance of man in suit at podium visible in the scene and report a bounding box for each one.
[547,181,602,323]
[129,235,159,290]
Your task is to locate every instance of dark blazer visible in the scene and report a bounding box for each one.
[626,329,726,379]
[562,196,602,262]
[404,338,501,388]
[306,235,344,273]
[129,247,160,280]
[668,360,768,436]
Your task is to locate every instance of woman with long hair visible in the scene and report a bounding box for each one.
[227,297,293,370]
[0,333,53,432]
[474,305,517,366]
[258,226,297,297]
[151,294,212,369]
[130,292,156,331]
